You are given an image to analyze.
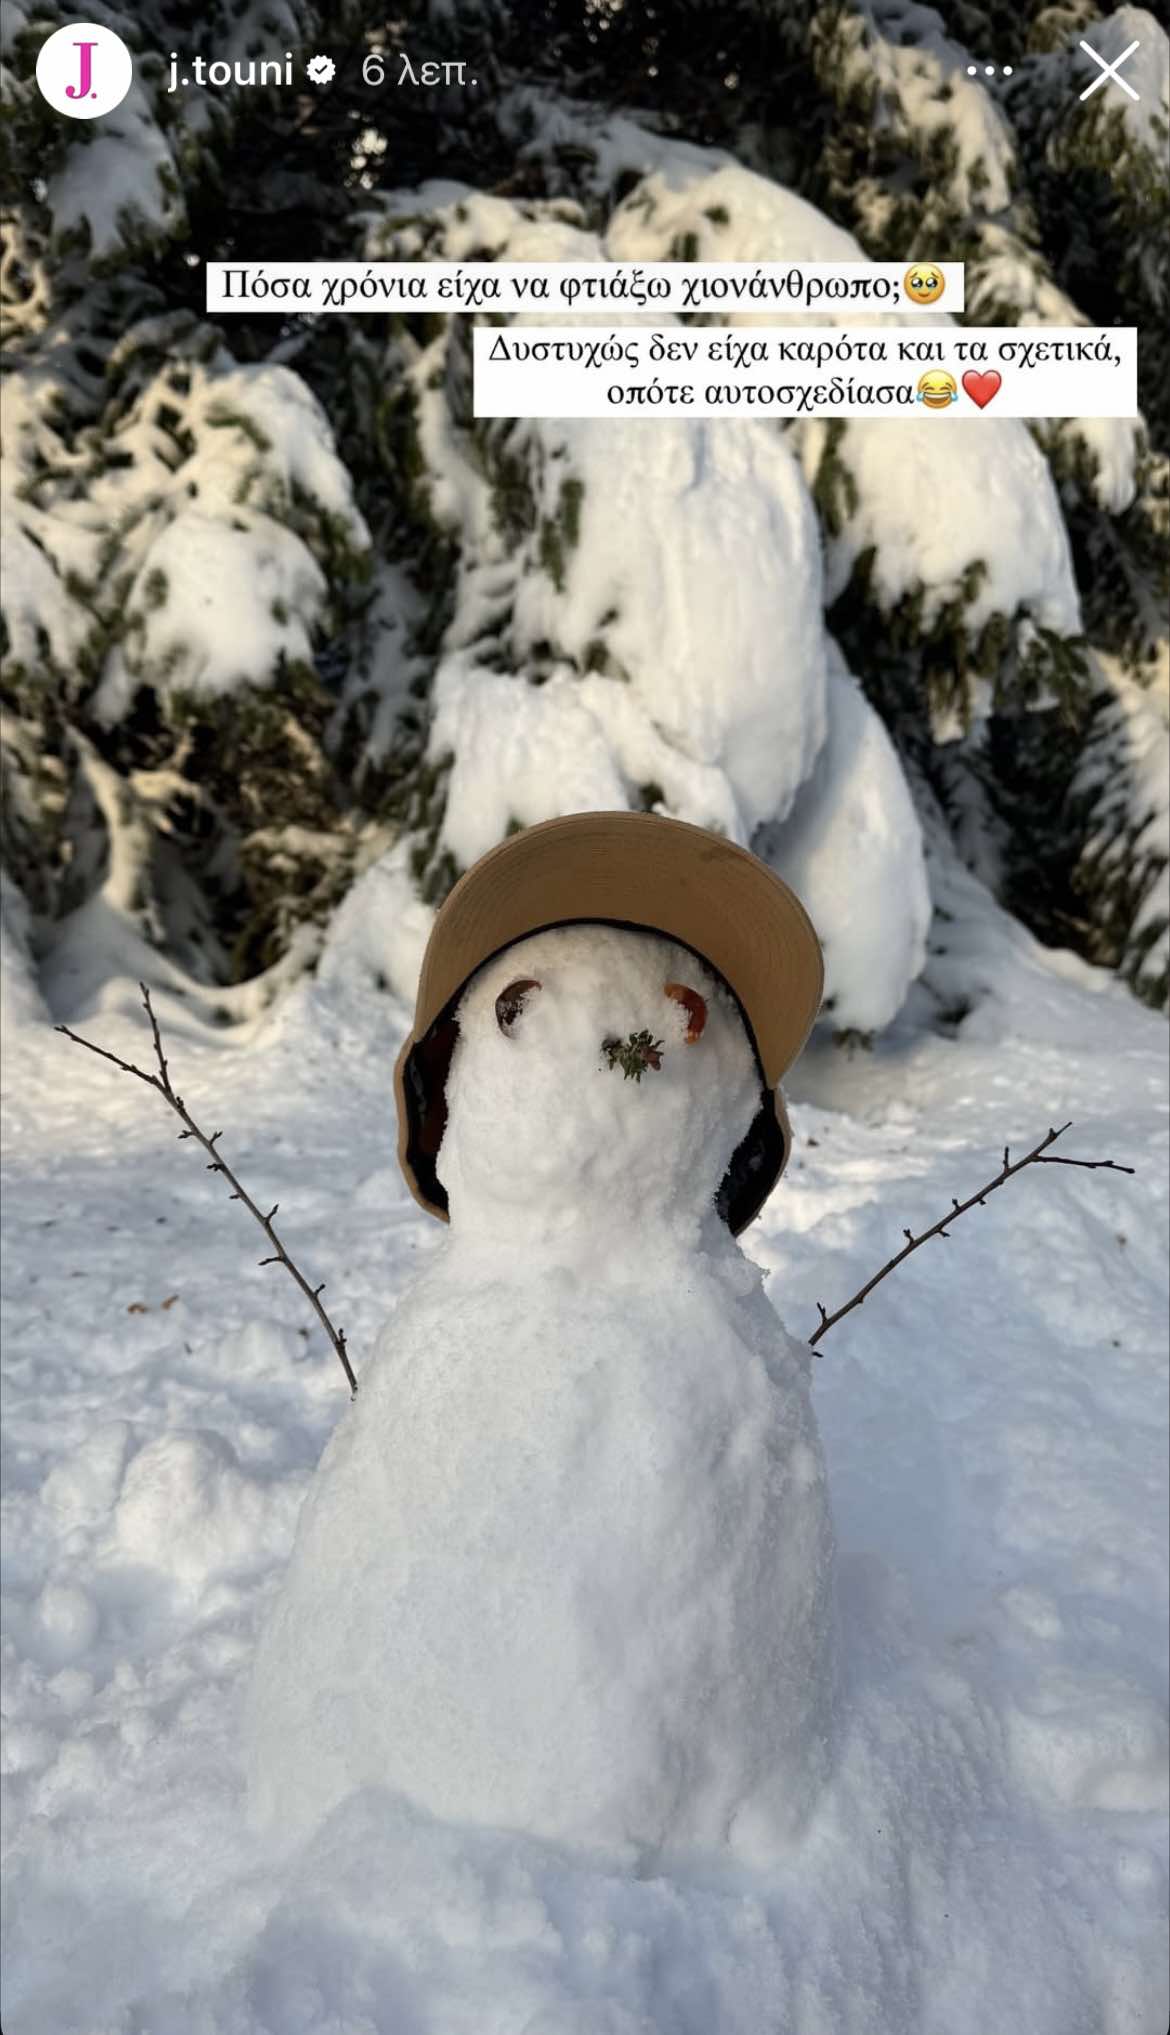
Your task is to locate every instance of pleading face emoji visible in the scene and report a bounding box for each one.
[904,263,946,305]
[917,369,958,410]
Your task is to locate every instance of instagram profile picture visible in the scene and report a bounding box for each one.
[36,21,133,118]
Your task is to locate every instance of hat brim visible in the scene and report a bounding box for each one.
[393,810,823,1233]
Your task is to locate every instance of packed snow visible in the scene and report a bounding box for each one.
[248,925,837,1866]
[509,420,828,839]
[430,658,632,869]
[756,653,932,1033]
[412,384,833,864]
[804,410,1082,639]
[2,811,1166,2034]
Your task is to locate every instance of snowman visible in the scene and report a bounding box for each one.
[245,810,838,1869]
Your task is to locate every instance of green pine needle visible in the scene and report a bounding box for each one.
[602,1030,666,1081]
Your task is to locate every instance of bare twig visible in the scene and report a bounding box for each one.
[56,984,358,1397]
[808,1122,1135,1354]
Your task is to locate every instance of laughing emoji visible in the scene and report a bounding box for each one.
[917,369,958,410]
[904,263,946,305]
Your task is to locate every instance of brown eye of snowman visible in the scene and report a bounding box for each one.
[664,982,707,1042]
[495,977,542,1034]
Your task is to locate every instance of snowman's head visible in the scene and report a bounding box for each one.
[429,922,771,1246]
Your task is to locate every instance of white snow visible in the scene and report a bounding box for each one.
[190,365,371,538]
[44,75,184,259]
[756,653,932,1031]
[103,506,328,706]
[105,1427,304,1602]
[430,658,631,869]
[605,159,864,268]
[413,394,830,866]
[75,361,369,723]
[1062,414,1144,514]
[249,927,836,1867]
[0,501,94,676]
[3,338,369,738]
[371,181,832,849]
[509,419,828,839]
[2,826,1167,2033]
[313,831,437,1010]
[804,411,1082,636]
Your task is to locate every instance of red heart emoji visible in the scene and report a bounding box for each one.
[962,369,1002,409]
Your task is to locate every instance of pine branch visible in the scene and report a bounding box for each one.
[808,1122,1135,1353]
[55,984,358,1397]
[602,1030,666,1080]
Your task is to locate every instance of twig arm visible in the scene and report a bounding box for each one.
[808,1123,1134,1352]
[56,985,358,1396]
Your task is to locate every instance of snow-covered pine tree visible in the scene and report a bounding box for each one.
[1012,8,1169,1008]
[2,0,1166,1029]
[799,0,1169,1003]
[1,1,381,1016]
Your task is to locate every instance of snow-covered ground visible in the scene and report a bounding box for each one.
[2,821,1167,2034]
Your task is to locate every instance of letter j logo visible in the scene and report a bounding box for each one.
[36,21,133,119]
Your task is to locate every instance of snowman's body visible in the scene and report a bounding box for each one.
[246,924,837,1866]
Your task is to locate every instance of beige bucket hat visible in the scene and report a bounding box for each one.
[394,810,824,1235]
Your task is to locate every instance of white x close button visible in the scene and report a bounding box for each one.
[1078,37,1142,102]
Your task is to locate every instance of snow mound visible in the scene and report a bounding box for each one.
[105,1429,301,1599]
[40,1421,137,1533]
[88,363,369,722]
[509,419,827,839]
[313,833,434,1012]
[812,414,1081,637]
[246,926,837,1865]
[431,659,629,871]
[757,655,931,1032]
[105,507,327,706]
[1006,1667,1169,1812]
